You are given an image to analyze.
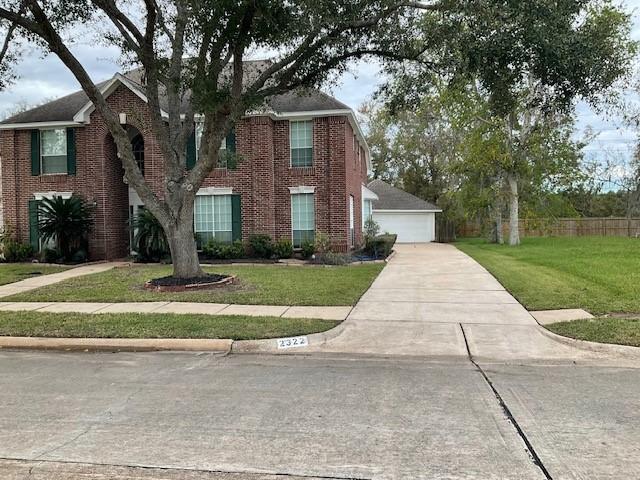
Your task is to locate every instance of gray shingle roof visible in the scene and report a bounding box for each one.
[368,179,440,211]
[1,65,351,124]
[2,81,109,124]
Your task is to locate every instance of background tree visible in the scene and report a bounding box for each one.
[381,0,636,245]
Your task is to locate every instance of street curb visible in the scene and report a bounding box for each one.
[0,336,233,353]
[538,325,640,359]
[232,320,349,354]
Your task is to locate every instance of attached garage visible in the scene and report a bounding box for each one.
[366,180,442,243]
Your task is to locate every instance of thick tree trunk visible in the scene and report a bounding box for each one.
[495,207,504,245]
[507,173,520,246]
[166,219,204,279]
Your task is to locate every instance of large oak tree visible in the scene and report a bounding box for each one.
[0,0,430,278]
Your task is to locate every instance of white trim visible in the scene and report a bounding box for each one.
[288,186,316,194]
[373,208,442,213]
[0,121,82,130]
[361,184,379,201]
[73,74,169,123]
[196,186,233,196]
[33,191,73,201]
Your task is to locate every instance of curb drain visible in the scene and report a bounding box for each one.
[459,323,553,480]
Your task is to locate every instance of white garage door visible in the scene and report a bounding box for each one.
[372,211,436,243]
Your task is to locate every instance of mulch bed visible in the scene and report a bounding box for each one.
[144,274,235,292]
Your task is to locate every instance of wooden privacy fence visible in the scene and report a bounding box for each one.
[459,217,640,238]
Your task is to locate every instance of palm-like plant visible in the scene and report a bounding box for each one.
[38,196,95,261]
[131,209,169,261]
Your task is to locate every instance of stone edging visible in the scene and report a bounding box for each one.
[537,325,640,359]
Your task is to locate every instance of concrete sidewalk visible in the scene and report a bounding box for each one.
[0,263,120,298]
[0,301,351,321]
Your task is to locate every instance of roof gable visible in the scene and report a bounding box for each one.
[367,179,441,211]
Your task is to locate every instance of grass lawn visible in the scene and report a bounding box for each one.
[4,263,384,306]
[0,311,338,340]
[456,236,640,315]
[0,264,69,286]
[547,318,640,348]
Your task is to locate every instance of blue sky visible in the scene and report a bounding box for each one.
[1,3,639,171]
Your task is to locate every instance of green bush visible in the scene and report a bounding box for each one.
[38,195,94,262]
[273,239,293,259]
[131,209,169,262]
[314,232,332,254]
[248,234,274,258]
[366,234,397,259]
[301,240,315,259]
[313,251,351,265]
[203,239,245,260]
[41,248,61,264]
[3,241,34,262]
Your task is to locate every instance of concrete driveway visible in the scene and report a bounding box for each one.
[312,243,622,362]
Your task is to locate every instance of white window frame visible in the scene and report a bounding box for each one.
[193,194,233,247]
[289,119,313,168]
[291,192,315,248]
[349,195,355,246]
[40,128,68,175]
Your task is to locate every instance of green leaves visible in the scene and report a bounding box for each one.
[37,195,94,261]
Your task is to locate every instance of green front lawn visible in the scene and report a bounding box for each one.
[547,317,640,348]
[4,263,383,306]
[0,264,69,286]
[456,237,640,315]
[0,311,338,340]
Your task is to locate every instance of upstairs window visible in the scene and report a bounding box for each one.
[193,122,235,169]
[290,120,313,167]
[40,129,67,174]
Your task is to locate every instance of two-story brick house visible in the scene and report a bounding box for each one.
[0,69,374,260]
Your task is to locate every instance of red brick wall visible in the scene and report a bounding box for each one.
[0,85,368,259]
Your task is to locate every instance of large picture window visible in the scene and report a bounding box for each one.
[291,193,315,248]
[40,128,67,174]
[194,195,233,247]
[290,120,313,167]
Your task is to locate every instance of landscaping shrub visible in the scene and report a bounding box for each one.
[314,232,332,255]
[41,248,61,264]
[3,241,34,262]
[363,218,381,252]
[366,234,397,259]
[273,239,293,259]
[38,195,95,262]
[301,240,315,259]
[203,239,245,260]
[313,251,351,265]
[248,234,274,258]
[131,209,169,262]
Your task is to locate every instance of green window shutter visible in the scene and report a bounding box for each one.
[30,130,40,176]
[66,128,76,175]
[28,200,40,251]
[231,194,242,241]
[186,131,196,169]
[226,128,236,153]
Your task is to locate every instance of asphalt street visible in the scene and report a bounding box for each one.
[1,350,639,479]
